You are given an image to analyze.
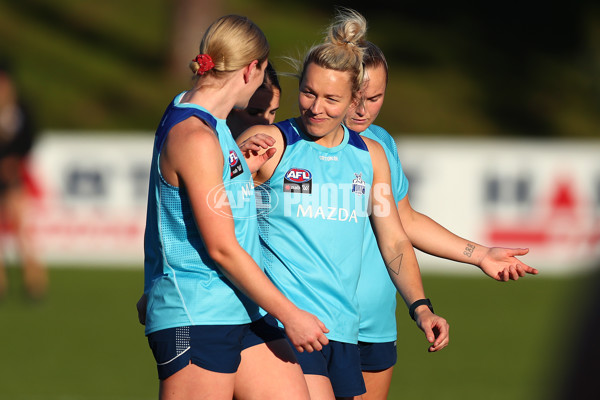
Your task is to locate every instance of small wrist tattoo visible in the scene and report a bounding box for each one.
[464,243,475,258]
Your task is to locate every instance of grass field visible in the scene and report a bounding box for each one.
[0,266,594,399]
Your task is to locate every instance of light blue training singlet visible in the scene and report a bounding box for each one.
[143,92,264,336]
[357,124,409,342]
[258,119,372,344]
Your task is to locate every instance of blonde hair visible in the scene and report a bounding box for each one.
[299,8,367,97]
[189,15,269,78]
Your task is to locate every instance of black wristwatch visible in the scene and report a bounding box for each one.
[409,298,434,321]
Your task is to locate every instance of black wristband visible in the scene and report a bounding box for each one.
[409,298,434,321]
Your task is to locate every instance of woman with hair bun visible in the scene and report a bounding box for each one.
[346,40,538,400]
[237,8,449,399]
[140,14,327,400]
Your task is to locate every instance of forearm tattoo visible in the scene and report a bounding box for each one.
[386,253,403,275]
[464,243,475,258]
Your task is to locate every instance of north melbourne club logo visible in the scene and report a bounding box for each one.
[352,172,366,195]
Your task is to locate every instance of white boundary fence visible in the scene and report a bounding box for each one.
[7,132,599,275]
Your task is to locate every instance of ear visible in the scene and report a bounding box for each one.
[243,60,259,84]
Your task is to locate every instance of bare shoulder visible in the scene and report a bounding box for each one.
[237,123,283,144]
[161,117,223,186]
[362,136,387,165]
[169,117,220,149]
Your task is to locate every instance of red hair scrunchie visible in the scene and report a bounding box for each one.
[193,54,215,75]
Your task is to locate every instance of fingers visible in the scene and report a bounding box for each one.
[288,315,330,354]
[295,345,306,353]
[522,263,539,275]
[239,134,275,153]
[260,147,277,162]
[318,319,330,334]
[509,265,520,280]
[295,332,328,353]
[421,324,435,344]
[495,261,538,282]
[428,320,450,352]
[497,269,509,282]
[505,247,529,257]
[318,332,330,347]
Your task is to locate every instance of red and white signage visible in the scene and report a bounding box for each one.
[5,132,598,274]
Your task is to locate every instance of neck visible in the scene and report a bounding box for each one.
[297,119,344,148]
[181,76,240,119]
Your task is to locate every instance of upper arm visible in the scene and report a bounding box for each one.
[364,137,410,246]
[236,124,285,185]
[162,120,239,253]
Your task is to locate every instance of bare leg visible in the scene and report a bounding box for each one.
[234,339,310,400]
[304,374,336,400]
[8,187,47,299]
[361,367,394,400]
[159,362,235,400]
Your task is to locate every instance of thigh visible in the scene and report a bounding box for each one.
[362,367,394,400]
[234,339,310,400]
[304,374,336,400]
[160,362,235,400]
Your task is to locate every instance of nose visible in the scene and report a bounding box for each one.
[355,98,366,116]
[309,98,322,114]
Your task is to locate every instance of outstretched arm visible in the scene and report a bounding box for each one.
[397,196,538,281]
[366,138,449,352]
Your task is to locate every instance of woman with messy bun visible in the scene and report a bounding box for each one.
[139,14,328,400]
[237,8,449,399]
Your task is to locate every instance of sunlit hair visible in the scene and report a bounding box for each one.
[189,14,269,79]
[296,8,367,98]
[363,41,388,85]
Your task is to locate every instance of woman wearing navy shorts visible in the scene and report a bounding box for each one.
[237,8,449,400]
[141,14,328,400]
[345,42,539,400]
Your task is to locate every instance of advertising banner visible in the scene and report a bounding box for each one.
[6,132,598,274]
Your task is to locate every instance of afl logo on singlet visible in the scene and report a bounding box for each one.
[283,168,312,194]
[229,150,244,178]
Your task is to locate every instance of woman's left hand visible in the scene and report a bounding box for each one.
[238,133,277,174]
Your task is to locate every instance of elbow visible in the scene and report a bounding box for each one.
[206,242,236,267]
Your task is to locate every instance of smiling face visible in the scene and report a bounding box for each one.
[297,62,354,141]
[344,64,387,133]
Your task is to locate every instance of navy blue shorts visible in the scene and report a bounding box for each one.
[292,340,366,398]
[147,315,285,380]
[241,313,286,349]
[358,341,397,371]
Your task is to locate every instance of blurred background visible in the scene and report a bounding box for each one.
[0,0,598,399]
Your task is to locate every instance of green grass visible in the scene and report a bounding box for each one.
[0,267,591,399]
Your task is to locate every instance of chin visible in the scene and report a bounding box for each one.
[348,122,368,132]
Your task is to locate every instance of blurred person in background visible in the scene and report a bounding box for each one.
[0,58,46,300]
[346,41,539,400]
[227,60,281,139]
[140,14,327,400]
